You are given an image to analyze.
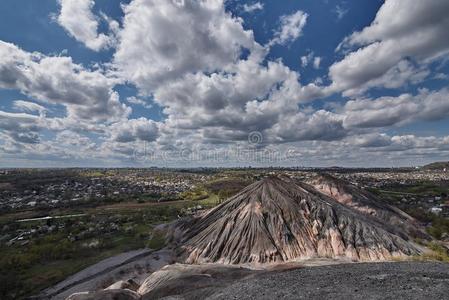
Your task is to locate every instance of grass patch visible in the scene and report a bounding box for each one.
[146,230,166,250]
[196,194,219,207]
[0,203,185,300]
[180,188,209,201]
[413,241,449,263]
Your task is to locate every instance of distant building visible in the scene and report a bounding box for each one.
[430,207,443,215]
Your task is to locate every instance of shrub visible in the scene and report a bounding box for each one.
[146,230,166,250]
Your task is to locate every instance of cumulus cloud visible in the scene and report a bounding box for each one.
[113,0,263,93]
[0,111,42,144]
[112,0,324,146]
[13,100,47,116]
[351,133,393,148]
[342,88,449,129]
[56,0,115,51]
[339,60,429,96]
[269,10,308,46]
[250,87,449,144]
[268,110,346,142]
[153,57,328,145]
[353,134,449,153]
[2,0,449,166]
[0,41,130,123]
[108,118,159,143]
[56,130,95,147]
[126,97,153,109]
[330,0,449,95]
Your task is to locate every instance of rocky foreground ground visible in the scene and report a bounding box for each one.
[209,262,449,300]
[63,261,449,299]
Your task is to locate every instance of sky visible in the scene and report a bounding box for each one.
[0,0,449,168]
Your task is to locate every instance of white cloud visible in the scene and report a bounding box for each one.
[2,0,449,167]
[351,133,393,148]
[313,56,321,69]
[300,52,314,67]
[434,73,449,80]
[56,130,95,147]
[269,10,308,46]
[56,0,115,51]
[111,0,325,147]
[330,0,449,95]
[334,5,348,20]
[0,41,130,123]
[300,52,321,69]
[340,59,430,96]
[0,111,42,144]
[108,118,159,143]
[243,2,264,13]
[113,0,264,94]
[268,110,346,142]
[126,96,153,109]
[342,88,449,128]
[153,58,325,139]
[13,100,47,116]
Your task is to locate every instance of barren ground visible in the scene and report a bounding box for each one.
[209,261,449,300]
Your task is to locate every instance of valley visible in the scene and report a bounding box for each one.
[1,167,448,299]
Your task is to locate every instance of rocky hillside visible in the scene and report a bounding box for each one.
[422,161,449,171]
[65,263,260,300]
[65,262,449,300]
[304,173,428,239]
[177,176,421,264]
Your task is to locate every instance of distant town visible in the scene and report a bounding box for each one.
[0,169,204,212]
[1,167,448,216]
[1,165,448,298]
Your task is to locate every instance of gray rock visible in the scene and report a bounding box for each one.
[304,174,429,239]
[105,279,140,291]
[177,176,421,264]
[209,262,449,300]
[138,263,259,299]
[66,289,141,300]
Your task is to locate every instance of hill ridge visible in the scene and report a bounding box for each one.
[177,176,421,264]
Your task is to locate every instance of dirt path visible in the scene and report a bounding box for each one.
[0,199,192,223]
[38,248,175,300]
[91,199,190,211]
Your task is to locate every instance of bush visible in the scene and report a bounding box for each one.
[425,216,449,239]
[146,230,166,250]
[0,270,21,299]
[413,241,449,263]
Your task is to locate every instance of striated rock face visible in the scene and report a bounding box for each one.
[105,279,140,291]
[138,263,257,299]
[177,176,421,264]
[65,289,141,300]
[304,174,428,239]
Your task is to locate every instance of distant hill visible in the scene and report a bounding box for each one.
[422,161,449,170]
[176,175,422,264]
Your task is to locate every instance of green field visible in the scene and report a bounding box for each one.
[0,198,212,300]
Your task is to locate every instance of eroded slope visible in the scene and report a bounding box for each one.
[177,177,420,264]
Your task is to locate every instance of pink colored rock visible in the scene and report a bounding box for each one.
[176,176,422,264]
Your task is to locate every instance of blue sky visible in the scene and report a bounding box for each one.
[0,0,449,167]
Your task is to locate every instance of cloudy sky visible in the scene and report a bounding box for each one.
[1,0,449,167]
